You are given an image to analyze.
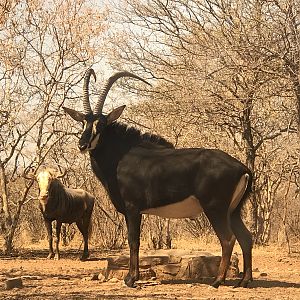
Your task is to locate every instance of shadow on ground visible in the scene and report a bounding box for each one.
[162,277,300,289]
[0,248,116,261]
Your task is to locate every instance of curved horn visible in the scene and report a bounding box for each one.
[23,166,36,180]
[94,71,150,115]
[82,68,96,114]
[56,165,67,178]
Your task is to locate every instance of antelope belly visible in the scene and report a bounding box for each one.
[141,196,203,218]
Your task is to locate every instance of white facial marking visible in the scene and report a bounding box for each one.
[83,120,87,131]
[89,133,100,150]
[92,120,99,135]
[84,120,100,151]
[36,171,51,200]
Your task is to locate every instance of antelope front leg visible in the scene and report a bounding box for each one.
[124,213,141,288]
[44,219,54,259]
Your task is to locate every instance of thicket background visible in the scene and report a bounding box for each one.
[0,0,299,255]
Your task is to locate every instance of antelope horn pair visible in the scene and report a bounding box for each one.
[23,165,67,180]
[82,69,151,115]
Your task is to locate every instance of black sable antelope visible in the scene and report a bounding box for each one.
[24,167,94,260]
[63,69,253,288]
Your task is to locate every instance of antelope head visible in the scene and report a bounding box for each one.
[24,167,66,203]
[63,68,150,153]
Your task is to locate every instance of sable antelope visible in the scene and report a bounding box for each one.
[24,167,94,260]
[63,68,253,288]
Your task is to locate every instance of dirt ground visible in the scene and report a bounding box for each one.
[0,244,300,300]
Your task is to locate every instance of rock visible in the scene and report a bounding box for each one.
[100,250,239,282]
[109,277,119,283]
[156,264,181,276]
[177,255,221,279]
[4,277,23,290]
[107,268,128,280]
[168,255,182,264]
[139,268,156,280]
[98,273,106,283]
[139,255,169,267]
[108,256,129,268]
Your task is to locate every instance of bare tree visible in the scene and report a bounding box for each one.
[0,0,107,254]
[108,0,299,243]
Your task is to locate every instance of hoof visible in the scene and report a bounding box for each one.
[80,254,89,261]
[234,277,253,288]
[124,273,137,288]
[211,279,222,288]
[46,253,54,259]
[54,254,60,260]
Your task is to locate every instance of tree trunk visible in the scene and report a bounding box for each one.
[291,76,300,136]
[0,162,13,254]
[0,162,33,254]
[241,98,259,240]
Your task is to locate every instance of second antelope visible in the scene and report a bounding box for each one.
[25,167,94,260]
[64,68,253,288]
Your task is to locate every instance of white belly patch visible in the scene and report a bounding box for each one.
[141,174,249,219]
[141,196,203,219]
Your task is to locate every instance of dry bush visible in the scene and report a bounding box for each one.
[183,215,214,240]
[141,216,174,249]
[91,197,127,250]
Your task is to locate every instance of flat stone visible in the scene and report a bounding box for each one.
[156,264,181,276]
[168,255,182,264]
[107,256,128,268]
[140,255,170,267]
[177,256,221,279]
[99,250,239,282]
[139,268,156,280]
[107,268,128,280]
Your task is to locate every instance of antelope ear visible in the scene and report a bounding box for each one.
[63,107,86,122]
[107,105,126,124]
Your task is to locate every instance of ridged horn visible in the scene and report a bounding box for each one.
[94,71,150,115]
[82,68,96,114]
[23,166,36,180]
[56,165,67,178]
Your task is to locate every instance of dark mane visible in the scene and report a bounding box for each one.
[49,177,65,196]
[109,122,174,149]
